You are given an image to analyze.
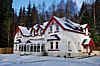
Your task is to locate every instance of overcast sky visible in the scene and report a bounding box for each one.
[12,0,85,15]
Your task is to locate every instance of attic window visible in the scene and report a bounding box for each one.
[50,25,52,32]
[56,24,59,31]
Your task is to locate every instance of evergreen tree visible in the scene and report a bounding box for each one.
[26,2,32,27]
[65,0,78,19]
[57,0,65,17]
[80,2,100,46]
[31,4,38,25]
[0,0,14,47]
[18,7,25,26]
[51,0,57,16]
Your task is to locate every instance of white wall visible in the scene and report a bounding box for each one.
[44,21,90,56]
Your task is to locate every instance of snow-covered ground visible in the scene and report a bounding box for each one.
[0,54,100,66]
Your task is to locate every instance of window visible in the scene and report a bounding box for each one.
[56,42,58,49]
[34,44,36,52]
[78,42,81,52]
[40,29,43,35]
[41,44,45,52]
[18,32,22,38]
[15,44,17,51]
[19,45,21,51]
[37,44,40,52]
[50,42,53,49]
[68,41,72,51]
[35,32,38,36]
[50,25,52,32]
[56,24,59,31]
[83,39,87,44]
[24,45,26,52]
[21,45,23,51]
[27,45,30,52]
[32,31,34,36]
[30,44,33,52]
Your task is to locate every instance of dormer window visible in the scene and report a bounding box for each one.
[40,29,43,35]
[35,32,38,36]
[32,30,35,36]
[56,24,59,31]
[50,25,52,32]
[17,32,22,38]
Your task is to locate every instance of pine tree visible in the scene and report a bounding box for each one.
[26,2,32,27]
[0,0,14,47]
[31,4,38,25]
[57,0,65,17]
[51,0,57,16]
[65,0,78,19]
[18,6,26,26]
[80,2,100,46]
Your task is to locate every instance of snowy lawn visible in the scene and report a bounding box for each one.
[0,54,100,66]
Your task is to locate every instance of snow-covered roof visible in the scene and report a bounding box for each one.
[53,16,86,33]
[30,39,45,44]
[47,34,60,41]
[43,21,48,27]
[66,19,80,27]
[18,26,30,36]
[33,24,39,30]
[81,24,88,28]
[54,16,82,30]
[47,36,57,40]
[54,16,74,30]
[40,25,45,29]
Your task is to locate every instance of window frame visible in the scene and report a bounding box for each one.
[68,41,72,51]
[50,42,53,49]
[56,24,59,31]
[78,42,81,52]
[50,25,52,32]
[41,44,45,52]
[30,44,33,52]
[34,44,36,52]
[56,42,58,49]
[37,44,40,52]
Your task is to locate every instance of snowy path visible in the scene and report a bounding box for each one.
[0,54,100,66]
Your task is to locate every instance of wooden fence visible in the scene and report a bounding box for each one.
[0,48,13,54]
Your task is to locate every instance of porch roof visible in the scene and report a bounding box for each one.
[82,38,95,46]
[47,34,60,41]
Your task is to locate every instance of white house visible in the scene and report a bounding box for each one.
[13,16,95,57]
